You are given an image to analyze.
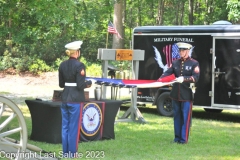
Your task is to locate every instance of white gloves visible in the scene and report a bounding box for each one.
[176,76,184,83]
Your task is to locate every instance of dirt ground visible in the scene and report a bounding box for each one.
[0,69,130,102]
[0,70,61,100]
[0,69,58,86]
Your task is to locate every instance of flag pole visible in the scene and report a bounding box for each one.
[106,31,109,48]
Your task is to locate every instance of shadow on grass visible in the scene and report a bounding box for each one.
[120,105,240,123]
[192,110,240,123]
[2,91,239,124]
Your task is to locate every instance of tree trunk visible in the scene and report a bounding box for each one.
[150,0,155,25]
[8,10,12,49]
[156,0,164,25]
[195,0,200,21]
[137,0,142,26]
[113,0,124,49]
[189,0,194,25]
[174,2,179,25]
[204,0,213,25]
[208,0,214,24]
[179,1,185,25]
[123,0,126,47]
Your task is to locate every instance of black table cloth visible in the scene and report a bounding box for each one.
[25,99,122,144]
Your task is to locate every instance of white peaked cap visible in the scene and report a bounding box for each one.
[65,41,83,50]
[176,42,192,50]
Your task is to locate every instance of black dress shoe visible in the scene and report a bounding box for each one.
[178,142,187,144]
[171,140,179,143]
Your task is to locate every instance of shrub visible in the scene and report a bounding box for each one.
[0,51,18,70]
[15,56,33,72]
[52,57,68,70]
[80,56,101,77]
[86,63,101,77]
[29,59,52,75]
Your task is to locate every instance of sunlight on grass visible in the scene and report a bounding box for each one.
[1,108,239,160]
[1,90,240,160]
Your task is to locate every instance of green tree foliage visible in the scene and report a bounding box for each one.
[0,0,236,74]
[227,0,240,23]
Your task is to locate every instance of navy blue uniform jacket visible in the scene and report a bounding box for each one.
[58,57,89,102]
[160,57,200,101]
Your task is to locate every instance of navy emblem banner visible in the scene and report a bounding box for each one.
[79,102,105,142]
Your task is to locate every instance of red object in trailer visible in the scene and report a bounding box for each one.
[133,21,240,116]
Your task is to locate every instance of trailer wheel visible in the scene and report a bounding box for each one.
[204,108,223,113]
[0,96,27,159]
[156,92,173,117]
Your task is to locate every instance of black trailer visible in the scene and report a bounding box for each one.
[133,21,240,116]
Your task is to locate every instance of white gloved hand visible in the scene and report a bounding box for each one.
[176,76,184,83]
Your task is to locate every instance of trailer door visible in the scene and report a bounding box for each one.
[212,36,240,108]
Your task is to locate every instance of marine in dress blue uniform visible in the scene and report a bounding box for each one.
[158,42,200,144]
[58,41,92,157]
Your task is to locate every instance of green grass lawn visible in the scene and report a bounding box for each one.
[21,109,240,160]
[1,91,240,160]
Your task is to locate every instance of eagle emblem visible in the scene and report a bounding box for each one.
[81,103,102,136]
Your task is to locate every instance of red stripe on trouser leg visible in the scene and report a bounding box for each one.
[61,103,81,158]
[77,103,83,144]
[185,103,192,143]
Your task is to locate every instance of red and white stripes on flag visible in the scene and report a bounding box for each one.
[163,43,180,67]
[108,21,122,39]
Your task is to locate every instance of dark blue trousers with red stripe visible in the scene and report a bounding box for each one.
[172,100,192,143]
[61,103,81,158]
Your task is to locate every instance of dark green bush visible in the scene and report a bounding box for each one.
[29,59,53,75]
